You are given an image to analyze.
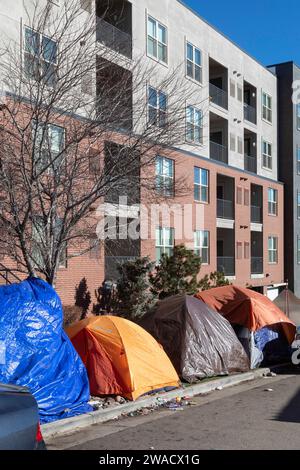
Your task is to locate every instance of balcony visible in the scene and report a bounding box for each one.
[217,257,235,277]
[251,257,263,275]
[251,205,262,224]
[96,18,132,59]
[209,83,228,110]
[217,199,234,220]
[210,141,228,163]
[244,154,257,173]
[244,103,257,125]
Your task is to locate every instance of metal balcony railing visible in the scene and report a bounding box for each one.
[244,154,257,173]
[244,103,257,124]
[251,257,263,275]
[251,205,263,224]
[217,257,235,276]
[210,141,228,163]
[96,18,132,59]
[217,198,234,220]
[209,83,228,109]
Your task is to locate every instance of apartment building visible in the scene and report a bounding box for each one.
[0,0,285,304]
[268,62,300,297]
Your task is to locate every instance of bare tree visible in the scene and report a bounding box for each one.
[0,0,210,285]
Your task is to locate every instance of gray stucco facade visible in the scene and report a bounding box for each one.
[268,62,300,296]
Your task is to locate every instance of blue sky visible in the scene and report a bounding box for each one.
[184,0,300,66]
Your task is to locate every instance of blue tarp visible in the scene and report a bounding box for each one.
[254,326,290,365]
[0,278,92,423]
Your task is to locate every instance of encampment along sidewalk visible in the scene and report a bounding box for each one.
[41,366,281,440]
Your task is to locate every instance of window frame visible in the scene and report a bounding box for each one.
[268,188,278,216]
[186,105,203,144]
[262,139,272,170]
[155,156,175,198]
[194,167,209,203]
[147,15,168,65]
[186,41,202,84]
[148,85,168,128]
[268,236,278,264]
[155,227,174,263]
[194,230,210,265]
[33,121,65,174]
[262,91,272,123]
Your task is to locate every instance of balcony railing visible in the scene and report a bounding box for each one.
[96,18,132,59]
[251,205,263,224]
[251,257,263,275]
[217,198,234,220]
[244,103,257,124]
[244,154,257,173]
[217,257,235,276]
[210,141,228,163]
[209,83,228,109]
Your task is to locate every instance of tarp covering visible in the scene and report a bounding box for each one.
[67,316,180,400]
[139,295,249,383]
[195,286,296,344]
[274,289,300,327]
[0,278,92,423]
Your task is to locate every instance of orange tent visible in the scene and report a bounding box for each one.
[66,316,179,400]
[195,286,296,344]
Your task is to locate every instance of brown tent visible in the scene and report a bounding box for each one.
[274,289,300,327]
[139,294,249,383]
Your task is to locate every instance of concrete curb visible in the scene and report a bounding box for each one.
[42,367,271,439]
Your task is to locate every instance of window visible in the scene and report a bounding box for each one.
[194,167,209,202]
[262,140,272,170]
[194,230,210,264]
[148,86,167,128]
[186,106,203,144]
[297,192,300,219]
[147,16,167,64]
[262,92,272,123]
[297,104,300,130]
[268,236,278,264]
[155,156,174,197]
[24,27,57,86]
[156,227,174,262]
[33,122,65,173]
[297,146,300,174]
[186,42,202,83]
[268,188,278,216]
[32,216,67,269]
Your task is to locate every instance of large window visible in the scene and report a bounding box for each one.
[262,140,272,170]
[186,42,202,83]
[268,188,278,216]
[155,156,174,197]
[24,27,57,86]
[147,16,167,64]
[156,227,174,262]
[186,106,203,144]
[194,230,210,264]
[262,92,272,123]
[194,167,209,203]
[33,122,65,173]
[32,216,67,269]
[148,86,167,128]
[268,236,278,264]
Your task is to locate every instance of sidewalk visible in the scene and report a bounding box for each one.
[41,367,274,440]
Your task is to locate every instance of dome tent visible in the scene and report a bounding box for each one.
[139,294,249,383]
[196,286,296,368]
[67,316,180,400]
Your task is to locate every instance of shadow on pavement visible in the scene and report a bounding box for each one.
[272,365,300,423]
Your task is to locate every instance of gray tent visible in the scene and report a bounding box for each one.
[274,289,300,327]
[139,294,249,383]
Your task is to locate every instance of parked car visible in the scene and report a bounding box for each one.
[0,382,46,450]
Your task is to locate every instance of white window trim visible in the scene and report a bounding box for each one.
[268,188,278,216]
[156,227,174,262]
[194,230,210,265]
[185,40,203,85]
[155,156,174,197]
[146,14,168,66]
[186,105,203,145]
[268,236,278,264]
[147,85,168,128]
[262,91,272,124]
[194,167,209,203]
[262,138,273,171]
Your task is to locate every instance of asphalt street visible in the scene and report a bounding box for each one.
[47,370,300,450]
